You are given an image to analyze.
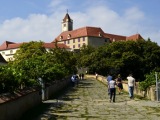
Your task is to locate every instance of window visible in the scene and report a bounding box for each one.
[83,37,85,41]
[8,57,13,61]
[78,44,81,48]
[10,50,13,54]
[60,36,63,41]
[78,38,80,42]
[73,45,75,48]
[67,40,70,44]
[105,38,109,42]
[67,34,71,39]
[63,24,66,27]
[64,41,66,44]
[73,39,75,43]
[99,32,102,37]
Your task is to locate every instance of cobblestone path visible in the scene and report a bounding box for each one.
[27,78,160,120]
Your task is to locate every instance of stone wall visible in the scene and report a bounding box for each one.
[0,90,41,120]
[0,76,71,120]
[45,77,71,100]
[85,74,156,101]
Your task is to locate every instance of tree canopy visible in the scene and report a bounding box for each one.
[76,39,160,81]
[0,41,76,92]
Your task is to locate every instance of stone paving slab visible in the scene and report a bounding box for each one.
[34,78,160,120]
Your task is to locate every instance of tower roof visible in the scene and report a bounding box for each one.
[63,13,72,22]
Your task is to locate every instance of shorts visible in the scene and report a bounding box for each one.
[117,83,123,89]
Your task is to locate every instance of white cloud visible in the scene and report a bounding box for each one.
[48,0,68,13]
[72,5,143,36]
[0,14,61,44]
[49,0,62,7]
[0,0,159,46]
[124,7,144,22]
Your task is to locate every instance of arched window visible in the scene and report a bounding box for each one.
[60,36,63,41]
[67,34,71,39]
[99,32,102,37]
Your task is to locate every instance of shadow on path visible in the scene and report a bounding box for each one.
[20,79,90,120]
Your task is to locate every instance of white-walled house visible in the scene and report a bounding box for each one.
[0,41,70,61]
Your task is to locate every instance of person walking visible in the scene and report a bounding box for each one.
[71,74,76,87]
[79,74,82,80]
[82,73,84,80]
[107,74,112,95]
[71,74,79,87]
[95,72,98,79]
[127,74,136,99]
[116,74,123,95]
[75,74,79,86]
[108,78,116,102]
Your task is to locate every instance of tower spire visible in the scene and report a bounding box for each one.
[61,11,73,32]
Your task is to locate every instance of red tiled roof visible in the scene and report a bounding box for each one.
[105,33,126,42]
[53,24,144,43]
[126,34,143,41]
[43,43,70,49]
[0,41,69,50]
[52,26,108,42]
[0,41,23,50]
[7,43,24,49]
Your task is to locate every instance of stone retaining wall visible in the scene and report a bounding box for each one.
[45,77,71,100]
[0,76,71,120]
[0,90,41,120]
[85,74,156,101]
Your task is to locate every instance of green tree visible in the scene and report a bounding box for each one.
[48,47,77,75]
[11,41,70,88]
[0,65,17,93]
[139,72,157,91]
[77,39,160,81]
[76,45,96,73]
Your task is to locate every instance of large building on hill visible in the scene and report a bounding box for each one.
[0,12,143,61]
[0,41,70,61]
[52,13,143,50]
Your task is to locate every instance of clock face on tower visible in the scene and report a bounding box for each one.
[63,24,67,31]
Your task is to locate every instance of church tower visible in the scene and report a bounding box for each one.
[61,12,73,32]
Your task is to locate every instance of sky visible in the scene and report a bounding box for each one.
[0,0,160,45]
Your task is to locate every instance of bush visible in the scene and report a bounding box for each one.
[139,72,157,91]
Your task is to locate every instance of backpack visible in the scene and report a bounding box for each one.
[71,75,75,82]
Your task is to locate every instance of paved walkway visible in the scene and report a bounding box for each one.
[28,78,160,120]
